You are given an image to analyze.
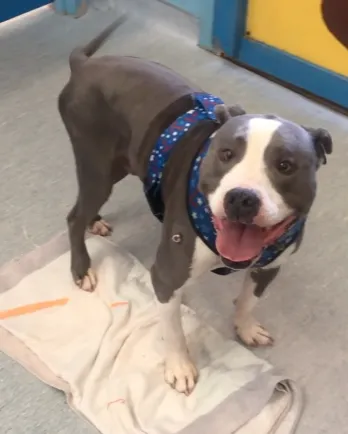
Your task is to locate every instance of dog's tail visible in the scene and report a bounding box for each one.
[69,14,127,72]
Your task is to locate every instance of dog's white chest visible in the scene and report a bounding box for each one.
[190,237,219,278]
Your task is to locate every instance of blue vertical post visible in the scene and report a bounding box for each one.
[212,0,248,57]
[197,0,215,50]
[53,0,88,17]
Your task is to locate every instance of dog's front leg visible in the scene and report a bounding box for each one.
[151,232,198,395]
[234,267,280,346]
[156,288,198,395]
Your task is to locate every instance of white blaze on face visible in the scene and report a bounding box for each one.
[208,117,292,227]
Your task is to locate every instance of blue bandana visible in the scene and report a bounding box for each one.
[144,92,305,274]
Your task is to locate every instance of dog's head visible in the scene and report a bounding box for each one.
[199,104,332,263]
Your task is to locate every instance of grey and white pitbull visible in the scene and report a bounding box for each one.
[58,18,332,395]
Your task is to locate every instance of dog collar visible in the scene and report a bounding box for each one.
[144,92,224,221]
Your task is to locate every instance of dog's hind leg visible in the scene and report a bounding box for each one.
[59,86,129,291]
[67,142,128,291]
[67,162,112,291]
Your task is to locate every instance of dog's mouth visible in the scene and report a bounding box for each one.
[213,216,294,263]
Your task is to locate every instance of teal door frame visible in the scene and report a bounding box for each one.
[163,0,348,110]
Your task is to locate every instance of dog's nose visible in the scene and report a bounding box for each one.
[224,188,261,223]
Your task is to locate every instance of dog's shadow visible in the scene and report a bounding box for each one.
[101,203,160,268]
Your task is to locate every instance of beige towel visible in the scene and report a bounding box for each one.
[0,234,303,434]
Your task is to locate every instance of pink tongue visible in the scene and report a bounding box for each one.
[216,221,264,262]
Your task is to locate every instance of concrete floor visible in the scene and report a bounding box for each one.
[1,1,348,433]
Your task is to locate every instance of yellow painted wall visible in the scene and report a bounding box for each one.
[247,0,348,77]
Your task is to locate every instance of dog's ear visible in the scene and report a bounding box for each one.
[215,104,246,124]
[304,127,333,166]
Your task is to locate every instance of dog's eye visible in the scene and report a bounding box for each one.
[277,160,296,175]
[219,149,234,162]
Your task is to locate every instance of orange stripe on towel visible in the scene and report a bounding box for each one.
[110,301,128,308]
[0,298,128,320]
[0,298,69,319]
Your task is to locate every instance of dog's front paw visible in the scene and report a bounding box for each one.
[234,317,274,347]
[164,353,198,395]
[88,219,112,237]
[75,268,98,292]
